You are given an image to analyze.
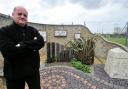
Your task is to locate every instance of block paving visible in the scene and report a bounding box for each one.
[2,53,128,89]
[39,66,98,89]
[25,64,128,89]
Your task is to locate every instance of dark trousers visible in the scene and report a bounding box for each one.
[6,71,41,89]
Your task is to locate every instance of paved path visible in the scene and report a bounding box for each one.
[23,65,128,89]
[40,66,98,89]
[1,63,127,89]
[25,64,128,89]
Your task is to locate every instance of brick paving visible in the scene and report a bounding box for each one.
[0,55,126,89]
[25,63,128,89]
[39,66,98,89]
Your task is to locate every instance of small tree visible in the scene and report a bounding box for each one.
[65,37,95,65]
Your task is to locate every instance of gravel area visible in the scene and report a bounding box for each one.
[91,64,128,89]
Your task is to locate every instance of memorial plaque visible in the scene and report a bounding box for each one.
[75,33,80,39]
[54,31,67,37]
[39,31,46,41]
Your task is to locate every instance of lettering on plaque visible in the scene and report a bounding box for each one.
[54,31,67,37]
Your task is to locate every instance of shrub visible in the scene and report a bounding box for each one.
[66,37,95,65]
[71,58,91,73]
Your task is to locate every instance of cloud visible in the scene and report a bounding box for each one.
[111,0,128,8]
[72,1,128,33]
[31,2,85,24]
[69,0,128,9]
[69,0,108,9]
[40,0,66,8]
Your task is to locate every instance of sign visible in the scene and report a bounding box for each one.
[54,31,67,37]
[39,31,46,41]
[75,33,81,39]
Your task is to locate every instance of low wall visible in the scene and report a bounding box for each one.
[94,34,128,59]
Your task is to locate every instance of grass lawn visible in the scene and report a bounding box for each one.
[105,37,126,46]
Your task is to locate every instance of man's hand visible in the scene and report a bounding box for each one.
[15,41,26,48]
[34,36,37,40]
[15,43,20,47]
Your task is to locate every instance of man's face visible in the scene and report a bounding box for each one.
[12,7,28,27]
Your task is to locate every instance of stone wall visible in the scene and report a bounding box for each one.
[28,23,92,44]
[94,35,128,59]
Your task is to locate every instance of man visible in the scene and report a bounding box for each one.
[0,6,45,89]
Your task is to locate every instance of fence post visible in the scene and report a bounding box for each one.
[126,22,128,46]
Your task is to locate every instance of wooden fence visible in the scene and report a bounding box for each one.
[47,42,74,63]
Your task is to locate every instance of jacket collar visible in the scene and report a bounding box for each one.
[11,21,27,29]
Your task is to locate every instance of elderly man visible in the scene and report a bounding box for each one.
[0,6,44,89]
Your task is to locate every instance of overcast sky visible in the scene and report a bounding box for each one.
[0,0,128,33]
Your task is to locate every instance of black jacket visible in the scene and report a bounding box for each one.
[0,22,44,79]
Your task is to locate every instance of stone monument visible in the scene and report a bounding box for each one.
[104,47,128,79]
